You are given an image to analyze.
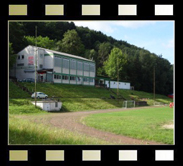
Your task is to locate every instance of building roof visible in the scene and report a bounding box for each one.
[28,45,94,63]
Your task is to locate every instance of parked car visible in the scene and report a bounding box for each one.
[31,92,48,99]
[23,78,35,83]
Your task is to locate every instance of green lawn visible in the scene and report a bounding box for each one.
[9,115,109,145]
[83,107,174,144]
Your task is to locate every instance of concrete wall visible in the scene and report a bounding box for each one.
[32,101,62,111]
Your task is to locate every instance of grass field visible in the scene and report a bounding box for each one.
[9,115,109,145]
[83,107,174,144]
[9,82,173,145]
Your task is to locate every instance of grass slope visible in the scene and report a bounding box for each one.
[9,82,30,98]
[83,107,174,144]
[14,82,172,111]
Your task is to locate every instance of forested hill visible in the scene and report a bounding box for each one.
[9,22,173,95]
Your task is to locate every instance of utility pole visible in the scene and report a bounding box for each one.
[34,26,37,107]
[153,66,155,103]
[117,57,119,97]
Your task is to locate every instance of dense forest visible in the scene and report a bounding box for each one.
[9,22,173,95]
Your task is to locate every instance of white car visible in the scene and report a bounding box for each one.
[31,92,48,99]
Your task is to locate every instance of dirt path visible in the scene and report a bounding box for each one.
[18,107,165,145]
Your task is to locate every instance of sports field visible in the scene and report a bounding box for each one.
[83,107,174,144]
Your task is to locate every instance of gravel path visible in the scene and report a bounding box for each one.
[19,107,165,145]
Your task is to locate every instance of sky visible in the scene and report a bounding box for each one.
[72,21,174,64]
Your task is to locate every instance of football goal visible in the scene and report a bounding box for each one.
[122,100,135,109]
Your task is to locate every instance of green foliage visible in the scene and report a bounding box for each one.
[9,43,17,70]
[104,47,127,80]
[57,29,85,56]
[9,22,173,95]
[83,107,173,144]
[24,36,55,49]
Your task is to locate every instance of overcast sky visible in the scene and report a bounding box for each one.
[72,21,174,64]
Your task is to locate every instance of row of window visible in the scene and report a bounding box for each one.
[54,74,94,83]
[54,58,95,72]
[17,63,43,68]
[18,54,43,60]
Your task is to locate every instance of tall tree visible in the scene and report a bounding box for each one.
[9,43,17,70]
[57,29,85,56]
[104,47,127,80]
[98,42,113,66]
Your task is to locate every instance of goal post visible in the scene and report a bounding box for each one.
[122,100,135,109]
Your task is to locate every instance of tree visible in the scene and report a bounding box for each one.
[98,42,113,66]
[9,43,17,70]
[104,47,127,80]
[9,22,26,52]
[57,29,85,56]
[24,36,55,49]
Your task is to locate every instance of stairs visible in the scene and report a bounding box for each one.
[105,87,126,100]
[12,80,33,95]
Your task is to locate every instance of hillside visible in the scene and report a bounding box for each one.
[9,82,173,112]
[9,22,173,95]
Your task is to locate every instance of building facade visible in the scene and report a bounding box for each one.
[10,45,96,86]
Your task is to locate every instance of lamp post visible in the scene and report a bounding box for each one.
[34,26,37,107]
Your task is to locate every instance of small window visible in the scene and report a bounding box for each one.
[62,75,68,80]
[55,102,58,107]
[54,74,61,79]
[83,77,89,82]
[39,64,43,68]
[22,55,24,59]
[70,76,76,81]
[18,55,20,60]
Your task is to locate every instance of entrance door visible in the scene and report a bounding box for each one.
[46,72,53,82]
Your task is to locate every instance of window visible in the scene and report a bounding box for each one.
[54,74,61,79]
[17,63,24,66]
[90,64,95,72]
[70,60,76,70]
[83,77,89,82]
[77,77,81,81]
[18,55,20,60]
[55,102,58,107]
[54,57,61,67]
[77,61,82,71]
[62,75,69,80]
[63,59,69,68]
[22,55,24,59]
[89,78,94,83]
[84,63,89,71]
[39,64,43,68]
[70,76,76,81]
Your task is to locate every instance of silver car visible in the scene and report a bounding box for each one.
[31,92,48,99]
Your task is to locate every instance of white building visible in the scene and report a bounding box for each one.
[10,45,96,86]
[105,80,131,89]
[31,100,62,111]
